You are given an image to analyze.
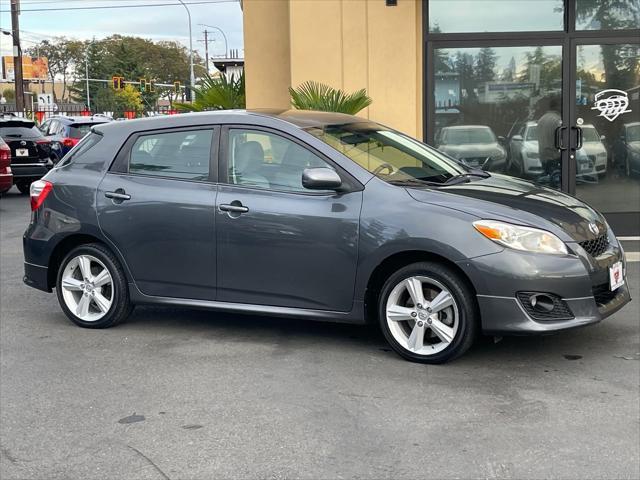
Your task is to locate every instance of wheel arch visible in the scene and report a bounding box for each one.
[363,250,478,324]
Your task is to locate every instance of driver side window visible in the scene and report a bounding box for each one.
[227,129,332,192]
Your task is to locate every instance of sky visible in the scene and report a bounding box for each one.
[0,0,244,59]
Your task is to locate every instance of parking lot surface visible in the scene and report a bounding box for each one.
[1,188,639,480]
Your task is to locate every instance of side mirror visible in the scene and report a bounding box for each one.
[600,135,606,140]
[497,135,506,144]
[512,135,523,142]
[302,167,342,190]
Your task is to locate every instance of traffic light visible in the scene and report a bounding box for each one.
[148,80,155,93]
[112,76,124,90]
[139,78,147,93]
[174,81,181,94]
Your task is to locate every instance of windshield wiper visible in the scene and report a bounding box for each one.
[443,171,491,185]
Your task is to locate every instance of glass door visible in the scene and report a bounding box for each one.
[429,42,568,190]
[570,39,640,234]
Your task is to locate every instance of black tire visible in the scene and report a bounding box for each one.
[15,181,31,195]
[56,243,133,329]
[377,261,478,364]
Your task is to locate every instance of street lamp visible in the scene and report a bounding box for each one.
[177,0,195,97]
[199,24,229,58]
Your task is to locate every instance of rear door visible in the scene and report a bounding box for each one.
[96,126,219,300]
[215,126,362,311]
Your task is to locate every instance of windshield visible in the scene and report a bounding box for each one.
[305,122,468,184]
[582,127,600,142]
[626,125,640,142]
[442,127,496,145]
[0,122,42,139]
[525,125,537,141]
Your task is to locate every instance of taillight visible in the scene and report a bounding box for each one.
[0,144,9,165]
[62,138,78,148]
[30,180,53,211]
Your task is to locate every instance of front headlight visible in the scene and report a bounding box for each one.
[473,220,568,255]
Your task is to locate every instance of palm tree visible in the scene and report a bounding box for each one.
[289,81,372,114]
[176,72,245,112]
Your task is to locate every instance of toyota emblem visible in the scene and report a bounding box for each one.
[588,223,599,235]
[20,140,26,146]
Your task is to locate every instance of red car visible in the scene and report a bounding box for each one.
[0,137,12,195]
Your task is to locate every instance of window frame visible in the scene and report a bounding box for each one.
[109,125,220,183]
[219,124,363,195]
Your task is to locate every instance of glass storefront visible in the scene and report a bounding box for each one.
[425,0,640,234]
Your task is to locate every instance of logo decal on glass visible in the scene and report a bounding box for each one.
[591,89,632,122]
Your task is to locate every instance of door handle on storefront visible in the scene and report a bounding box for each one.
[555,126,568,151]
[572,126,583,150]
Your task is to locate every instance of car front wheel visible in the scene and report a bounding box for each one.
[56,243,132,328]
[378,262,478,364]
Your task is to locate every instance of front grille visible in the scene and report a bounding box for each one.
[592,283,617,306]
[516,292,574,321]
[579,233,608,258]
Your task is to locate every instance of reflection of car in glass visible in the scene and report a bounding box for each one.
[614,122,640,177]
[436,125,506,172]
[508,122,606,180]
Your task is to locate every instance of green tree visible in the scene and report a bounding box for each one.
[289,81,372,114]
[175,72,245,112]
[475,47,497,83]
[115,84,144,114]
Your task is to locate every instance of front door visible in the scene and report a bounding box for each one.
[571,39,640,235]
[216,126,362,312]
[97,127,219,300]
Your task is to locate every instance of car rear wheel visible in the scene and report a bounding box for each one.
[378,262,478,364]
[15,181,31,195]
[56,243,132,328]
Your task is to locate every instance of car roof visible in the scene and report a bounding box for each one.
[93,109,366,136]
[0,116,35,125]
[50,115,111,124]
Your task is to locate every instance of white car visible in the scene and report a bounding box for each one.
[579,124,608,177]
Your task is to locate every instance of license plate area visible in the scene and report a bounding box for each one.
[16,148,29,157]
[609,261,624,291]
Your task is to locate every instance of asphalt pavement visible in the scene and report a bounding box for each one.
[1,187,639,480]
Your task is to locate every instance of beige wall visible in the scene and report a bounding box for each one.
[243,0,424,139]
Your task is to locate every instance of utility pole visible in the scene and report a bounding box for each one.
[10,0,25,114]
[198,29,212,74]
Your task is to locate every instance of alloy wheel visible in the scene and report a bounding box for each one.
[385,275,459,356]
[60,254,114,322]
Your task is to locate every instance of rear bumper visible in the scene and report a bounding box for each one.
[11,162,51,179]
[0,173,12,193]
[23,261,51,292]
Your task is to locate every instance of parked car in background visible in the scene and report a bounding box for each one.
[23,111,630,364]
[39,115,112,161]
[436,125,507,172]
[0,116,54,194]
[614,121,640,177]
[508,121,607,181]
[0,137,12,196]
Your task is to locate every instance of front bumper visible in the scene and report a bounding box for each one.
[458,241,632,335]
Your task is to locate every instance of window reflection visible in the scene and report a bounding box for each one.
[429,0,564,33]
[576,0,640,30]
[433,45,563,187]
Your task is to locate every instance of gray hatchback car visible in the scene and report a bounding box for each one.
[23,110,631,363]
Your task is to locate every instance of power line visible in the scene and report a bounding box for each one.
[0,0,238,13]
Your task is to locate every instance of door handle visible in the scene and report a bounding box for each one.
[219,203,249,214]
[572,126,583,150]
[104,190,131,201]
[554,125,568,151]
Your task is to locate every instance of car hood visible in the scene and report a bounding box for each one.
[406,174,606,243]
[628,141,640,154]
[581,141,606,155]
[438,143,504,158]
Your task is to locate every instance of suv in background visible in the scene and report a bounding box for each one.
[40,115,112,161]
[0,116,54,194]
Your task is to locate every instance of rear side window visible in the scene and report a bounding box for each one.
[57,132,103,167]
[69,123,104,139]
[129,129,213,181]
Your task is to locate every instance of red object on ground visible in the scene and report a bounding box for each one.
[124,111,137,120]
[0,141,13,195]
[80,109,91,117]
[168,109,178,115]
[35,111,46,123]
